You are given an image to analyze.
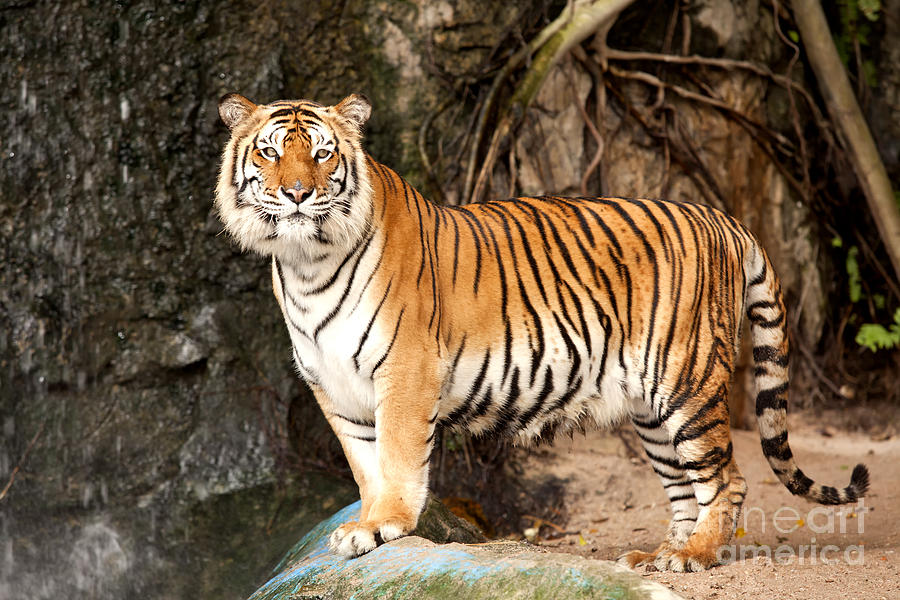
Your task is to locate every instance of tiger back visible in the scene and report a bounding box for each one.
[215,93,869,572]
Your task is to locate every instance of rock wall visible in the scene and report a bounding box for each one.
[0,1,530,598]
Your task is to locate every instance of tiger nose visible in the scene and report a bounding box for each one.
[282,185,313,204]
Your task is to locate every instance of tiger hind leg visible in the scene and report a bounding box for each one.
[621,384,747,572]
[618,414,700,570]
[660,387,747,571]
[667,451,746,571]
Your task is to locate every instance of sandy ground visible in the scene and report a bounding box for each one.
[520,407,900,600]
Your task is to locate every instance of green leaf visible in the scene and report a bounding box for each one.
[855,308,900,352]
[846,246,862,303]
[788,30,800,43]
[858,0,881,21]
[855,323,900,352]
[831,236,843,248]
[856,23,871,47]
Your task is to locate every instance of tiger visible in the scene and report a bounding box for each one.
[214,92,870,572]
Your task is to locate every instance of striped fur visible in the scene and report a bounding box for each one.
[215,94,869,570]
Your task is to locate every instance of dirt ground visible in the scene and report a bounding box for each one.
[520,405,900,600]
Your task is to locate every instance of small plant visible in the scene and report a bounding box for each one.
[844,243,863,302]
[833,236,899,352]
[855,308,900,352]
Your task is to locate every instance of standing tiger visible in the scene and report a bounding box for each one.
[214,92,869,572]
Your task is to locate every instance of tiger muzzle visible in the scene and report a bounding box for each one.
[282,185,314,204]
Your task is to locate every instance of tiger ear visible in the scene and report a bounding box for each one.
[334,94,372,130]
[218,93,257,132]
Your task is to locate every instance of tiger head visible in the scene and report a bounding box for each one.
[215,93,373,261]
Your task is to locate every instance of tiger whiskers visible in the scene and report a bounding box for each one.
[320,200,369,246]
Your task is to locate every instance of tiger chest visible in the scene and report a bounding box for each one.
[275,272,386,422]
[287,310,378,416]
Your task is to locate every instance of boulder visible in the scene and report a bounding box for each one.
[249,497,683,600]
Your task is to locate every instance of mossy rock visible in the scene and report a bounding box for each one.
[249,497,683,600]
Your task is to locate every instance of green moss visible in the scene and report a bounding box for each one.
[315,565,648,599]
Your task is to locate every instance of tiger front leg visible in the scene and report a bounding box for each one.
[310,386,379,554]
[328,361,439,558]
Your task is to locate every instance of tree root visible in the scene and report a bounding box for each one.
[602,47,832,141]
[462,0,581,202]
[468,0,636,203]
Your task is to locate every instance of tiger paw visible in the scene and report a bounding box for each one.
[328,517,414,558]
[329,521,378,558]
[620,547,718,572]
[661,548,718,572]
[618,540,715,572]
